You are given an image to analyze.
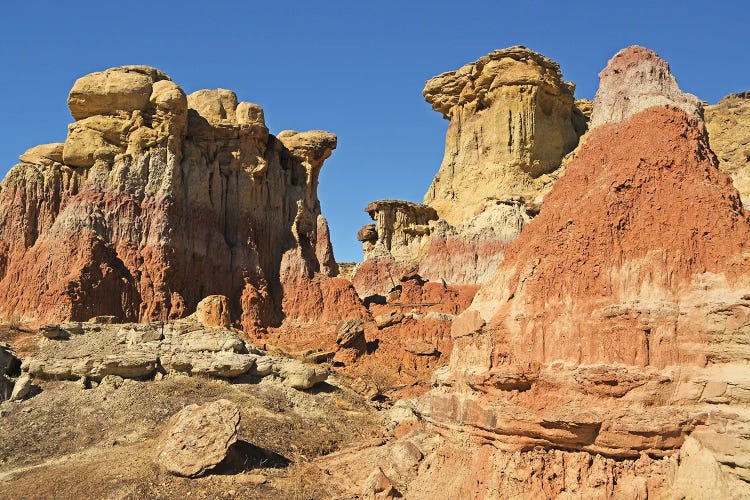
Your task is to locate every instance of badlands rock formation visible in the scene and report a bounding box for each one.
[352,47,588,298]
[423,45,586,224]
[405,46,750,497]
[0,66,363,332]
[2,44,750,500]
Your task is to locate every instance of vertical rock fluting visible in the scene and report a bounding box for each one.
[412,46,750,495]
[422,45,587,225]
[352,47,587,298]
[705,91,750,206]
[0,66,363,331]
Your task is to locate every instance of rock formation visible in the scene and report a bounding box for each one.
[352,47,588,298]
[0,66,363,333]
[588,45,702,129]
[706,91,750,205]
[423,45,586,225]
[405,46,750,496]
[3,44,750,499]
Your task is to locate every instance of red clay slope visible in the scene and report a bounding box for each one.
[457,105,750,369]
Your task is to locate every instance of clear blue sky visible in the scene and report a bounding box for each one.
[1,1,747,262]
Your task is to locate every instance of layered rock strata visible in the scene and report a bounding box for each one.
[409,46,750,495]
[0,66,362,332]
[21,296,329,390]
[352,47,587,298]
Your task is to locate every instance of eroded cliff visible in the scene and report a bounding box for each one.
[0,66,362,332]
[409,46,750,497]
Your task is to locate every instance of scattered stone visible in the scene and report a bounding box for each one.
[303,350,335,364]
[423,311,454,322]
[390,440,423,471]
[88,316,120,324]
[362,467,396,498]
[336,319,366,351]
[39,324,64,339]
[9,374,32,402]
[404,340,438,356]
[250,356,275,377]
[349,376,381,401]
[277,360,328,390]
[245,473,267,485]
[99,375,125,391]
[156,399,240,478]
[375,311,404,329]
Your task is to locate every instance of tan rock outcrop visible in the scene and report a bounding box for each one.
[68,66,168,121]
[423,45,586,225]
[705,91,750,205]
[589,46,702,129]
[18,143,64,165]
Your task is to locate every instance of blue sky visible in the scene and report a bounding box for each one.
[1,1,747,261]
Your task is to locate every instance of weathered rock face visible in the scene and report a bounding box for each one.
[706,91,750,205]
[352,47,586,299]
[416,46,750,493]
[0,66,361,332]
[423,45,586,225]
[588,46,702,130]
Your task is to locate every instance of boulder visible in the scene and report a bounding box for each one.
[9,374,32,401]
[361,467,396,498]
[1,344,20,401]
[193,295,232,328]
[68,66,165,120]
[375,311,404,329]
[336,318,366,351]
[155,399,240,478]
[277,360,328,390]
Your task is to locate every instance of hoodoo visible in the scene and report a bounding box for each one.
[352,46,589,298]
[0,66,361,332]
